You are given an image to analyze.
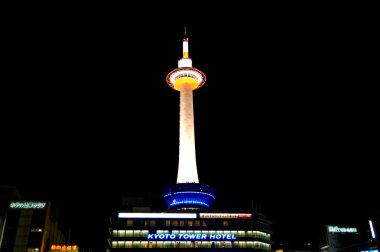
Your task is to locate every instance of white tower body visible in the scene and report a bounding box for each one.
[177,81,199,183]
[166,37,206,184]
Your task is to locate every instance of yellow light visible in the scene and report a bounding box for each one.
[50,244,78,251]
[174,77,198,91]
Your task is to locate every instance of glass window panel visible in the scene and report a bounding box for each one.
[149,241,155,248]
[141,241,148,248]
[132,241,140,248]
[126,220,133,226]
[125,241,132,248]
[117,230,126,237]
[246,241,254,248]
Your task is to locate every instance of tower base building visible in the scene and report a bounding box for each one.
[108,207,273,251]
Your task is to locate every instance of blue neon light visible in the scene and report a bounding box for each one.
[173,191,216,199]
[169,200,209,207]
[162,183,216,209]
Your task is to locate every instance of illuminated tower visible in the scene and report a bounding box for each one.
[163,30,216,210]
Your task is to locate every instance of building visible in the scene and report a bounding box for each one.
[0,200,69,252]
[319,223,378,252]
[109,207,272,250]
[0,186,24,250]
[107,31,273,251]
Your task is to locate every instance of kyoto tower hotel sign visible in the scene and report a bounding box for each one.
[163,31,215,209]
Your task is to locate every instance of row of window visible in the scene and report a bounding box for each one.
[112,229,270,240]
[174,73,198,81]
[26,248,39,252]
[111,241,271,249]
[30,228,43,232]
[126,220,240,227]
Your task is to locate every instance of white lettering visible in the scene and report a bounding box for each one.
[328,226,357,233]
[147,232,237,240]
[189,234,197,239]
[9,201,46,209]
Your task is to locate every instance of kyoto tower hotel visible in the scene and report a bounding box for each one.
[107,31,273,251]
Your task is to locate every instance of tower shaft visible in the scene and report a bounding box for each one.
[177,83,199,183]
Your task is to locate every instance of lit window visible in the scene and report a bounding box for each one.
[30,228,43,232]
[126,220,133,226]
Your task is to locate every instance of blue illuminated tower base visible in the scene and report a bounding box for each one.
[163,183,216,209]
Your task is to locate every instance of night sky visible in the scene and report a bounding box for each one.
[2,3,378,251]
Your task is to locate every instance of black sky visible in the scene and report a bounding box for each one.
[2,2,378,251]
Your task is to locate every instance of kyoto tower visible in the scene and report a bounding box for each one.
[163,29,216,210]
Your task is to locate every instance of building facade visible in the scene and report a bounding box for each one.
[0,200,68,252]
[108,210,272,251]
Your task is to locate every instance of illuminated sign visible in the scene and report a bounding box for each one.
[327,226,357,233]
[118,213,197,219]
[199,213,252,219]
[9,201,47,209]
[147,233,237,241]
[50,245,78,251]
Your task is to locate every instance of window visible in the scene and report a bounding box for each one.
[30,228,42,232]
[126,220,133,226]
